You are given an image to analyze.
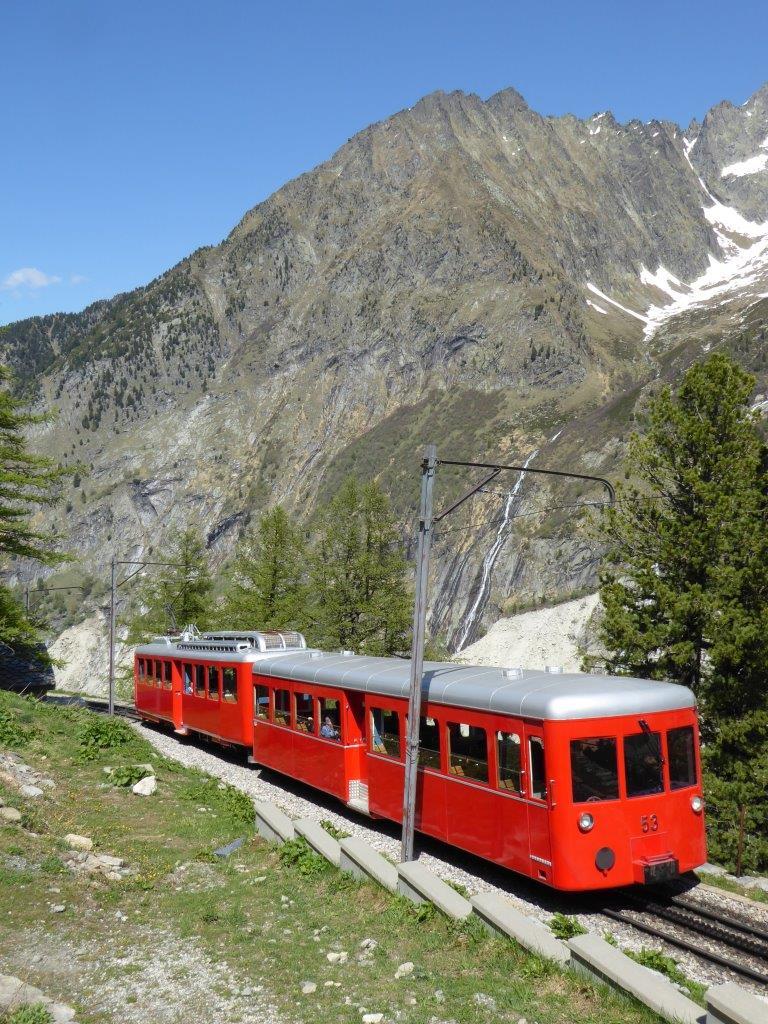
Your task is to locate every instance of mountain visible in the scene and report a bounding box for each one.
[3,83,768,650]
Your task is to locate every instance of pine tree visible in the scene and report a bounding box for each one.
[589,353,768,720]
[308,478,411,655]
[126,528,213,642]
[588,353,768,871]
[0,366,69,564]
[222,507,306,630]
[0,366,69,654]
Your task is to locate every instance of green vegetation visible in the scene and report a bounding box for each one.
[0,366,71,658]
[588,354,768,871]
[1,1005,53,1024]
[307,478,411,655]
[0,690,666,1024]
[221,506,306,630]
[625,948,705,1002]
[548,913,587,940]
[125,527,213,641]
[696,871,768,904]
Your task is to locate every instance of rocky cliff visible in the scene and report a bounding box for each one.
[3,83,768,650]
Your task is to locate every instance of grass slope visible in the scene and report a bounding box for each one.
[0,692,665,1024]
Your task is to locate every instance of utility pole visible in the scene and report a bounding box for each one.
[108,557,116,716]
[398,448,614,862]
[401,444,437,863]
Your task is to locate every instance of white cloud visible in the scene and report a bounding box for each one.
[69,273,88,285]
[1,267,62,290]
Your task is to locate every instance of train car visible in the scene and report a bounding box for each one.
[134,630,308,747]
[134,633,706,892]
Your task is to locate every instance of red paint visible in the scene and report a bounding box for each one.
[134,652,707,891]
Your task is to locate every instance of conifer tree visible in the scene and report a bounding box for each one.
[0,366,69,653]
[308,478,410,655]
[222,507,306,630]
[126,528,212,641]
[589,353,768,870]
[590,353,768,720]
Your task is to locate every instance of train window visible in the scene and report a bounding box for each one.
[418,716,441,770]
[274,688,291,725]
[183,663,193,694]
[194,664,206,698]
[667,726,697,789]
[319,697,341,741]
[164,662,172,690]
[624,732,664,797]
[370,707,401,758]
[447,723,488,783]
[528,736,547,800]
[295,692,315,733]
[254,684,270,721]
[570,738,619,802]
[207,666,220,700]
[497,731,523,793]
[138,658,145,680]
[152,660,160,686]
[222,667,237,703]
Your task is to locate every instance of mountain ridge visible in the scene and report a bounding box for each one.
[4,80,768,648]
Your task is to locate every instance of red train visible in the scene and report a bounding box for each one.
[134,629,706,891]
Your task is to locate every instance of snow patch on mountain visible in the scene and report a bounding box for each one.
[586,283,647,323]
[721,153,768,178]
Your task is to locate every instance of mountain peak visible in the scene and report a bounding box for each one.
[486,86,529,112]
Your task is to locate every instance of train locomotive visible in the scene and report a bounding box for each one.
[134,629,706,891]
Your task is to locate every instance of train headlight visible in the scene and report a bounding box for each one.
[690,795,704,814]
[578,811,595,832]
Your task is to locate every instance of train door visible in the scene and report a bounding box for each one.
[171,659,187,734]
[524,723,552,882]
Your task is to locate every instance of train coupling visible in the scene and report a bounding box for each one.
[635,855,679,885]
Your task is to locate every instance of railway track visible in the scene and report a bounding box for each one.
[44,693,141,721]
[603,890,768,986]
[44,694,768,989]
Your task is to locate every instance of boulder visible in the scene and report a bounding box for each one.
[132,775,157,796]
[64,834,93,852]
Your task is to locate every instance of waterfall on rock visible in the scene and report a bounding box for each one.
[454,451,538,653]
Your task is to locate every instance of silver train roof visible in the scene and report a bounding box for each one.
[252,651,695,722]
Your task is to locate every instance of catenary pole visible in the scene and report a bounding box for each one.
[108,557,116,716]
[401,444,437,862]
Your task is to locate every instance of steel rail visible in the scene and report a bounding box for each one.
[628,897,768,959]
[602,907,768,985]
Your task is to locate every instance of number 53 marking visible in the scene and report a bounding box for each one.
[641,813,659,833]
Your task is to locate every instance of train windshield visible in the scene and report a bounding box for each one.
[667,726,697,789]
[624,732,664,797]
[570,738,619,802]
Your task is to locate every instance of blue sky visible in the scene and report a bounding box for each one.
[2,0,767,326]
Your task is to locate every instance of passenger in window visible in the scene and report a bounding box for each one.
[320,716,339,740]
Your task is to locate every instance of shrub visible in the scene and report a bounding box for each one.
[627,947,689,989]
[109,764,151,788]
[0,707,30,747]
[320,819,350,841]
[2,1004,54,1024]
[76,715,134,761]
[548,913,587,940]
[278,837,330,877]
